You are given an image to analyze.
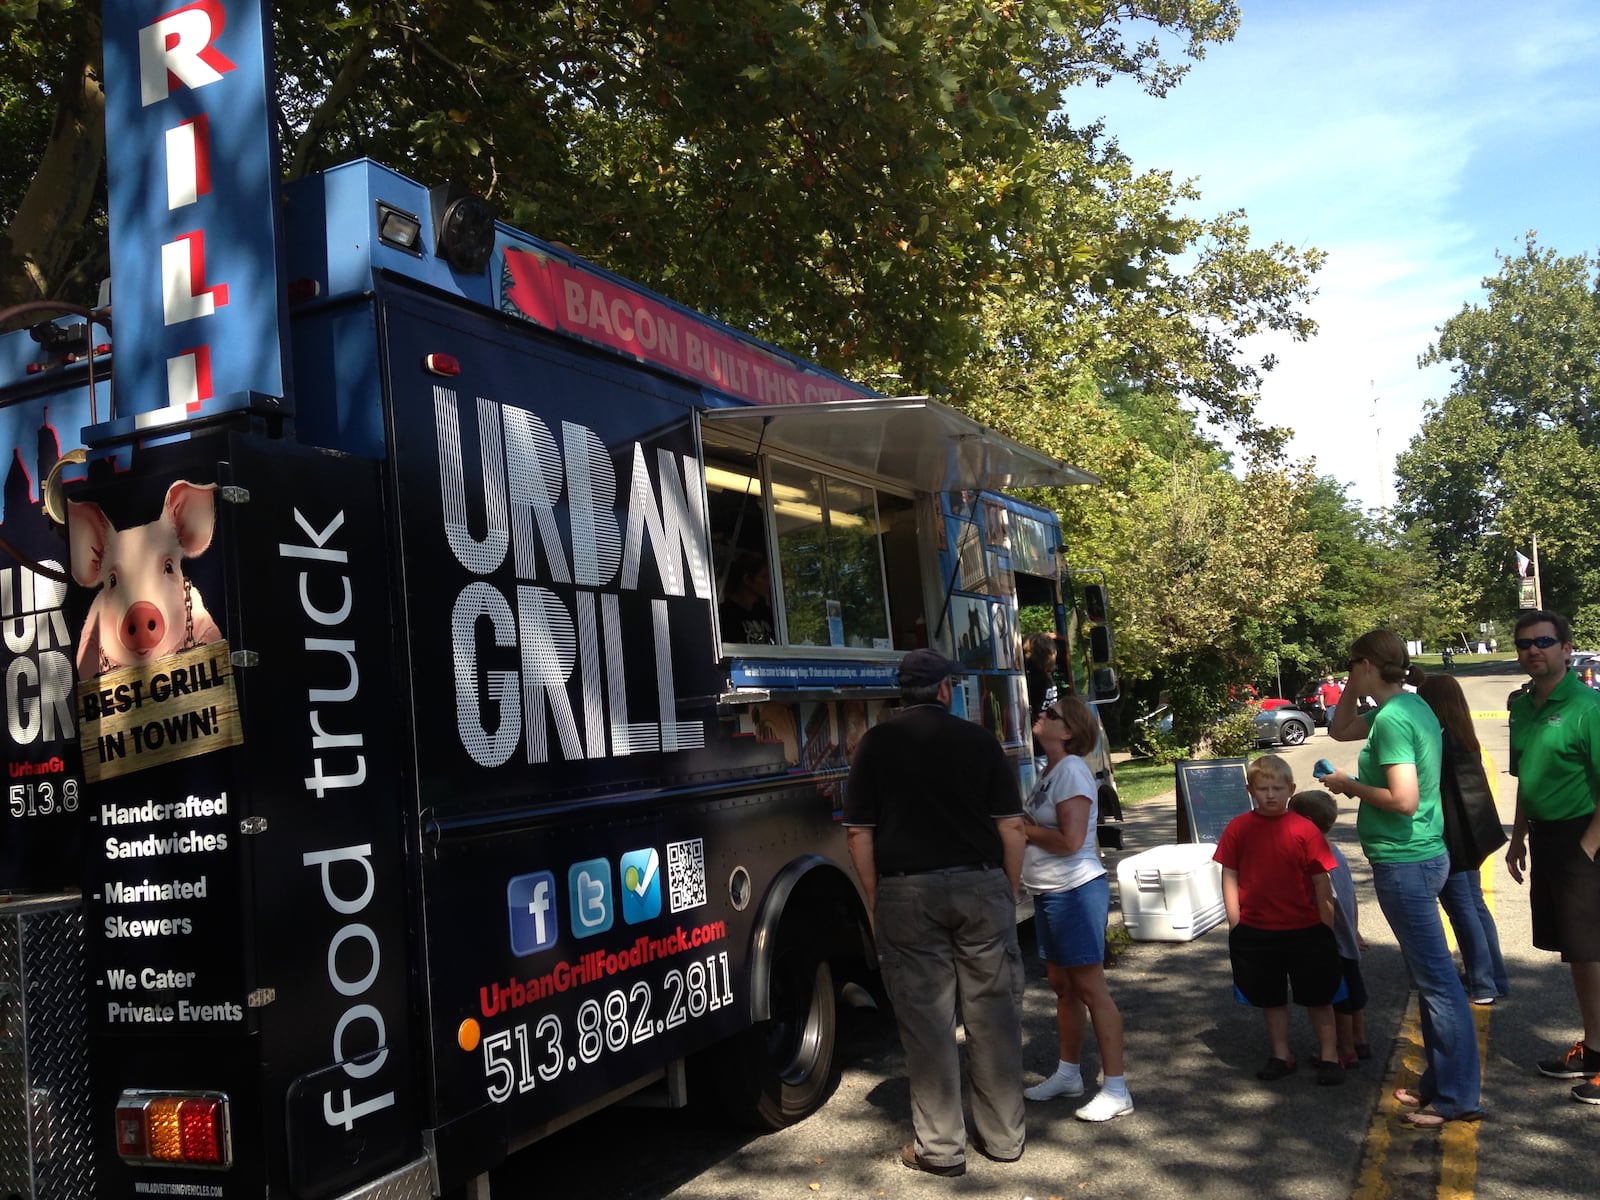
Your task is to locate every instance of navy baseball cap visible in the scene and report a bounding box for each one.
[898,648,959,687]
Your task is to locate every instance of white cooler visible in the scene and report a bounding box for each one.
[1116,843,1226,942]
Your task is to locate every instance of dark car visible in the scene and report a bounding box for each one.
[1294,685,1327,727]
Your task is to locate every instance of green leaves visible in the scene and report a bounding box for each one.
[1398,236,1600,632]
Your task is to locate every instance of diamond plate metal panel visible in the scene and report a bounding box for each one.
[339,1157,434,1200]
[0,895,92,1200]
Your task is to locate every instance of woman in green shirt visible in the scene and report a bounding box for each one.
[1324,628,1481,1126]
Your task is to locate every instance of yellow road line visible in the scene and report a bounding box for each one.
[1353,751,1501,1199]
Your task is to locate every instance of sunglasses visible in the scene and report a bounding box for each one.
[1346,658,1365,672]
[1041,709,1067,722]
[1514,635,1560,650]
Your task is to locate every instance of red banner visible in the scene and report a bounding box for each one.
[499,245,870,407]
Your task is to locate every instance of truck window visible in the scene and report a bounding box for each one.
[770,461,889,649]
[706,439,921,655]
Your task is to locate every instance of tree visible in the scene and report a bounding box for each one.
[1396,236,1600,626]
[5,0,1244,366]
[0,1,104,309]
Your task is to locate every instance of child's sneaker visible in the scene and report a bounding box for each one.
[1074,1089,1134,1122]
[1023,1073,1085,1101]
[1255,1055,1297,1081]
[1537,1041,1599,1079]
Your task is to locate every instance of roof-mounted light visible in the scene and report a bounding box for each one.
[375,202,423,256]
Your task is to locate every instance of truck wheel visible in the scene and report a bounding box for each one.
[708,947,838,1129]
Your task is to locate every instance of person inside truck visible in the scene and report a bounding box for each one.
[719,551,775,644]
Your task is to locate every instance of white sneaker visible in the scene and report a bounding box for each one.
[1074,1089,1134,1122]
[1023,1073,1085,1101]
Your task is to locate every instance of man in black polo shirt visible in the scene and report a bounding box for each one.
[844,648,1026,1176]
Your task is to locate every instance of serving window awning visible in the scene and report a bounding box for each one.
[699,396,1098,493]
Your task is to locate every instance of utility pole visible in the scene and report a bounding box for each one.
[1533,532,1543,609]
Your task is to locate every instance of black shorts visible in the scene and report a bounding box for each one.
[1529,816,1600,962]
[1229,922,1343,1008]
[1333,954,1367,1015]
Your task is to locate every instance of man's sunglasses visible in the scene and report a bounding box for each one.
[1514,635,1560,650]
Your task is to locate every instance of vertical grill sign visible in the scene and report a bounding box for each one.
[102,0,289,418]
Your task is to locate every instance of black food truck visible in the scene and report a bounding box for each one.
[0,3,1115,1197]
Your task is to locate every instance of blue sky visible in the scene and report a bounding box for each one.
[1081,1,1600,514]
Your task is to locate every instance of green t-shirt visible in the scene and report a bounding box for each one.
[1355,691,1445,863]
[1509,670,1600,822]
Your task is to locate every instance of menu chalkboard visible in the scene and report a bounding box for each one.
[1175,758,1253,843]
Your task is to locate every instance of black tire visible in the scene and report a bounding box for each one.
[704,949,838,1129]
[1280,719,1309,746]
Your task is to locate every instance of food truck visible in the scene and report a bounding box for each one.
[0,4,1111,1198]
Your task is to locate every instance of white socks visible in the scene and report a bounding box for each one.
[1023,1061,1085,1101]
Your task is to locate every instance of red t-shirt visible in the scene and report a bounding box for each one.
[1212,810,1336,930]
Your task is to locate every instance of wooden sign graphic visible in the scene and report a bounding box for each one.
[78,641,243,782]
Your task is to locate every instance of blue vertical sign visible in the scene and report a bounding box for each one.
[101,0,290,419]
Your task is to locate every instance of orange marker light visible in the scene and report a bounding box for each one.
[146,1098,184,1161]
[458,1017,481,1052]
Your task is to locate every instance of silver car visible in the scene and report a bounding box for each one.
[1253,703,1315,747]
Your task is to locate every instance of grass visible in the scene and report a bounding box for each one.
[1112,757,1179,805]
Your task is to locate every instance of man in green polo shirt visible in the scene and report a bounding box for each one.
[1507,609,1600,1105]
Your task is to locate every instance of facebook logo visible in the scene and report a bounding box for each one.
[507,871,558,957]
[568,858,613,939]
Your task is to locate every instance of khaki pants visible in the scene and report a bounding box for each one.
[874,867,1026,1165]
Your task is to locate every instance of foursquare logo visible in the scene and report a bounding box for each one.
[619,847,661,925]
[506,870,558,957]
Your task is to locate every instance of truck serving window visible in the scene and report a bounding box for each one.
[706,441,919,655]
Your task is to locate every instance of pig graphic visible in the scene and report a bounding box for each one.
[68,480,222,677]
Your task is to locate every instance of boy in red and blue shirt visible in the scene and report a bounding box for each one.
[1214,755,1345,1085]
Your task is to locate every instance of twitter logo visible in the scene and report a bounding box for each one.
[568,858,613,939]
[619,847,662,925]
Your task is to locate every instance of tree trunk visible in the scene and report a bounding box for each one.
[0,12,105,317]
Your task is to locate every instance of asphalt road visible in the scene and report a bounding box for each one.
[490,669,1600,1200]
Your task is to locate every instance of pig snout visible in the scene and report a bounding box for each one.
[119,601,168,656]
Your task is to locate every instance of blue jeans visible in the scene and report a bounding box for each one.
[1439,869,1509,1000]
[1370,854,1481,1117]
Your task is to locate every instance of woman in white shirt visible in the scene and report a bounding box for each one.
[1020,691,1133,1122]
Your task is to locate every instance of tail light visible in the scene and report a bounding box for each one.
[115,1090,231,1168]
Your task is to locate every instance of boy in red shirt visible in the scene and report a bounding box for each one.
[1213,755,1345,1085]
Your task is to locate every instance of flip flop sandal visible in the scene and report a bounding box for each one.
[1393,1088,1429,1108]
[1399,1109,1482,1129]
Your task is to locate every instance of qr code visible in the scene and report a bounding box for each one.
[667,838,707,913]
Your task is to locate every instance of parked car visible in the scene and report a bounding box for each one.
[1254,703,1315,747]
[1131,699,1314,750]
[1570,651,1600,689]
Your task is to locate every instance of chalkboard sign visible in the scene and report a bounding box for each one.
[1175,757,1253,843]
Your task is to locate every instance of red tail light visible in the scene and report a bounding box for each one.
[114,1090,231,1168]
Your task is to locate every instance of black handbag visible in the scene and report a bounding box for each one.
[1438,737,1508,872]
